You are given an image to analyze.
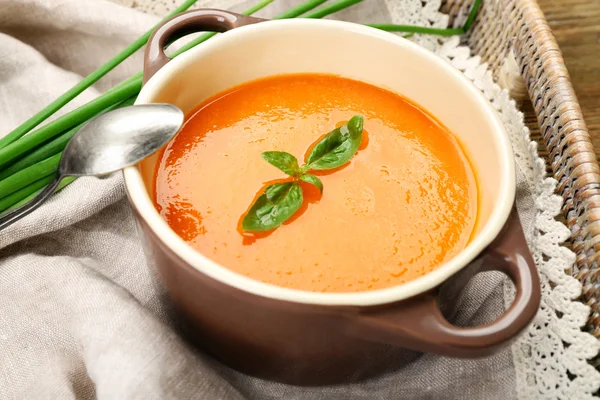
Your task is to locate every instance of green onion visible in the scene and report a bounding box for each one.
[0,153,61,200]
[0,127,77,182]
[369,0,482,36]
[0,125,79,181]
[0,0,201,150]
[0,175,57,214]
[274,0,328,19]
[368,24,464,36]
[303,0,363,19]
[2,177,77,214]
[463,0,482,32]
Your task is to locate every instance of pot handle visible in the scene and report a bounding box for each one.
[348,208,541,357]
[144,9,266,83]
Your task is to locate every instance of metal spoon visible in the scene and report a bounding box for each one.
[0,104,184,230]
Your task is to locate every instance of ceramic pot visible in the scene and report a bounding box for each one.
[123,9,540,385]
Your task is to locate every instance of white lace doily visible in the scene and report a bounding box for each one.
[111,0,600,398]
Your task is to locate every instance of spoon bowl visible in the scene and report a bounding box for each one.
[60,104,184,177]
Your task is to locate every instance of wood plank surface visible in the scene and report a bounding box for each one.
[525,0,600,167]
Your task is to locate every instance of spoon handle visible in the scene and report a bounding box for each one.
[0,175,62,231]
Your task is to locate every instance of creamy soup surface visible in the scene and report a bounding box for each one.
[153,74,478,292]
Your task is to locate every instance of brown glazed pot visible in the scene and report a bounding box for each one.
[123,9,541,385]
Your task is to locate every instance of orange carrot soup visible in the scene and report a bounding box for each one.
[153,74,478,293]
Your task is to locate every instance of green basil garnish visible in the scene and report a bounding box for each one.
[306,115,363,170]
[262,151,300,176]
[242,115,364,233]
[241,182,303,232]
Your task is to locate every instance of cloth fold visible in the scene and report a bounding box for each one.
[0,0,543,398]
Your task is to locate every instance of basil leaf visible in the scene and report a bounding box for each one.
[306,115,363,170]
[242,182,303,232]
[299,173,323,193]
[262,151,299,176]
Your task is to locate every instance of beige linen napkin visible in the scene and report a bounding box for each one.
[0,0,528,398]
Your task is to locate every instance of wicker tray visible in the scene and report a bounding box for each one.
[442,0,600,338]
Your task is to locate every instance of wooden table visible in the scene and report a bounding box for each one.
[526,0,600,165]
